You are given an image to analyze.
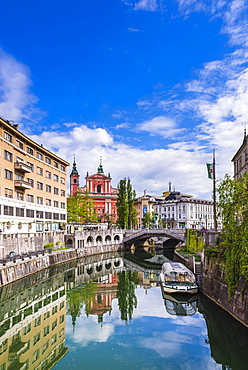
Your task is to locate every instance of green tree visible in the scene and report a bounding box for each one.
[117,178,137,229]
[67,189,97,224]
[67,282,96,327]
[217,173,248,296]
[142,212,153,228]
[117,270,139,324]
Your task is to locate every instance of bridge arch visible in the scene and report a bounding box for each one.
[96,235,103,243]
[87,236,93,243]
[114,235,120,242]
[105,235,111,242]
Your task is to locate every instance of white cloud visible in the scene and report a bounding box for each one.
[128,27,142,32]
[134,0,158,11]
[136,115,184,138]
[0,49,44,126]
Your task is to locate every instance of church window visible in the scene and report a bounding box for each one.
[97,185,101,193]
[74,179,77,183]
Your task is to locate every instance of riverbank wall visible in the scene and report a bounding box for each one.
[174,250,248,327]
[201,258,248,327]
[0,243,125,287]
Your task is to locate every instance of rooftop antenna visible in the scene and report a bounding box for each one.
[168,181,171,192]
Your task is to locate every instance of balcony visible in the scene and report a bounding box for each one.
[14,180,32,190]
[14,161,32,173]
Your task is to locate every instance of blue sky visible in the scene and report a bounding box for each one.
[1,0,248,198]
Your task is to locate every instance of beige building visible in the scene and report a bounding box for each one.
[134,190,158,229]
[232,130,248,178]
[0,284,67,370]
[0,116,69,235]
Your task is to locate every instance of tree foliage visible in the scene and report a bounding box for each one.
[185,229,204,253]
[117,270,139,324]
[67,282,96,327]
[67,189,98,224]
[116,178,137,229]
[217,173,248,296]
[142,212,154,228]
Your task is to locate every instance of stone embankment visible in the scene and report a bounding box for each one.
[0,243,124,287]
[201,259,248,327]
[174,250,248,327]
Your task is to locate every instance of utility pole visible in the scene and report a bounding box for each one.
[213,149,217,231]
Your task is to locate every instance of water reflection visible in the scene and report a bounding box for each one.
[161,291,198,316]
[0,250,247,370]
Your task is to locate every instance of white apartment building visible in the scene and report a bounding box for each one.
[153,191,222,230]
[0,116,69,235]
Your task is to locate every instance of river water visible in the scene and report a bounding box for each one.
[0,249,247,370]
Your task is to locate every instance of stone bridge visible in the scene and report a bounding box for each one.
[123,229,185,245]
[64,228,125,249]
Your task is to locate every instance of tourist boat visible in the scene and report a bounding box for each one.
[160,262,198,294]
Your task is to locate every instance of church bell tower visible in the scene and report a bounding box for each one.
[70,157,80,196]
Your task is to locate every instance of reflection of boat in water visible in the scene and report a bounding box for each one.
[161,288,198,316]
[160,262,198,294]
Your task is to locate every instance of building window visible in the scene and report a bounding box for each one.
[4,206,14,216]
[16,174,23,181]
[61,165,65,171]
[52,319,57,331]
[27,146,34,155]
[36,210,44,218]
[52,306,58,315]
[27,162,34,172]
[34,316,41,327]
[60,177,65,184]
[33,348,40,362]
[26,209,34,217]
[37,181,43,190]
[45,212,52,219]
[51,334,57,345]
[4,131,12,142]
[54,187,59,195]
[45,157,51,164]
[5,188,13,198]
[59,315,64,323]
[4,169,13,180]
[16,156,24,163]
[54,201,59,208]
[37,197,43,205]
[53,213,59,220]
[42,341,49,354]
[27,194,34,203]
[4,150,13,162]
[37,152,43,160]
[23,323,31,335]
[37,167,43,175]
[46,185,51,192]
[54,161,58,168]
[16,208,24,217]
[33,333,41,345]
[46,199,51,206]
[61,190,65,197]
[60,214,66,220]
[97,184,101,193]
[54,174,59,182]
[46,170,51,179]
[61,202,65,209]
[44,325,50,337]
[16,139,24,149]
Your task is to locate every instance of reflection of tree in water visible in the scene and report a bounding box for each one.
[117,270,139,324]
[67,283,96,329]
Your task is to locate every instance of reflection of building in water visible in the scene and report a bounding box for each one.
[0,282,67,369]
[86,274,119,323]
